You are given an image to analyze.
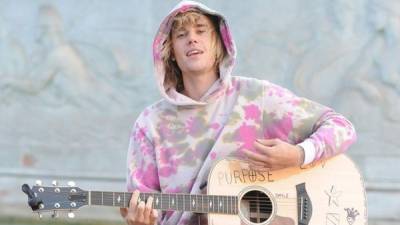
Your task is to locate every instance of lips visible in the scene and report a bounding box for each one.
[186,49,203,57]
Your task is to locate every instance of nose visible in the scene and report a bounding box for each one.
[187,31,198,45]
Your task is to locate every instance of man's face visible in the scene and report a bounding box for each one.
[171,13,217,77]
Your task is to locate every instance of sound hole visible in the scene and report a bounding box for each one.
[240,190,273,224]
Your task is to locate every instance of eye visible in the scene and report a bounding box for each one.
[197,29,206,34]
[176,32,186,38]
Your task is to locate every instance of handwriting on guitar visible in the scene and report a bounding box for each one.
[217,169,273,185]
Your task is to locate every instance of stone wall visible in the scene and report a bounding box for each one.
[1,0,399,223]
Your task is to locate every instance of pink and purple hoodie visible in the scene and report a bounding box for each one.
[126,1,356,224]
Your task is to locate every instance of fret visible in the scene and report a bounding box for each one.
[170,194,176,211]
[191,195,195,212]
[182,194,186,212]
[104,192,113,206]
[208,196,213,213]
[231,196,234,214]
[196,195,203,212]
[154,193,161,209]
[218,196,224,213]
[168,194,170,210]
[225,196,228,214]
[114,192,124,207]
[200,195,204,213]
[227,195,231,214]
[123,192,127,207]
[87,190,91,206]
[213,195,218,213]
[159,193,163,210]
[229,196,235,214]
[184,195,190,212]
[189,195,193,212]
[205,196,212,213]
[177,194,183,211]
[162,194,168,211]
[234,196,238,214]
[223,196,227,214]
[91,191,100,205]
[220,195,224,214]
[218,195,222,213]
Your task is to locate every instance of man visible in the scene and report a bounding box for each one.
[120,1,356,224]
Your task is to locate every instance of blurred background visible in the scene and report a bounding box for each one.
[0,0,399,224]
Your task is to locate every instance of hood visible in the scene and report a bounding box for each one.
[152,0,236,106]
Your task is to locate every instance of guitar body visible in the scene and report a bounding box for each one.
[207,154,367,225]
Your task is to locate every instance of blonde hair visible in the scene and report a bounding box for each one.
[161,10,226,92]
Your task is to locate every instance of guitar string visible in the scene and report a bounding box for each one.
[44,192,293,203]
[52,191,303,201]
[41,201,299,212]
[45,192,307,204]
[41,199,303,210]
[91,197,301,204]
[46,191,361,205]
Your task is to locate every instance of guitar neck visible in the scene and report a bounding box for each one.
[89,191,238,214]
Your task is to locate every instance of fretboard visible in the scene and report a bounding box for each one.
[89,191,238,214]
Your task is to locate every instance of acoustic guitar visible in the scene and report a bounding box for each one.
[22,154,367,225]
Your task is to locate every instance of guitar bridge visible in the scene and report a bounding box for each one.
[296,183,312,225]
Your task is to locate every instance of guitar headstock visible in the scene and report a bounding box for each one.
[22,180,88,218]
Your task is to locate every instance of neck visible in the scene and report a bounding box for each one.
[181,69,218,101]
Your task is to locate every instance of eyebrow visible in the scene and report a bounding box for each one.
[195,23,208,28]
[175,22,209,32]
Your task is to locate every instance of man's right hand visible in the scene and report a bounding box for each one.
[120,190,158,225]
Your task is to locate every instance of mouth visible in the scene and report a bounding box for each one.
[186,49,204,57]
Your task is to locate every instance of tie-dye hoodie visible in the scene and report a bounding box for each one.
[126,1,356,224]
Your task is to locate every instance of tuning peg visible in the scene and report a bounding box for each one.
[67,212,75,219]
[35,180,42,186]
[51,211,58,218]
[67,181,76,187]
[52,180,58,186]
[38,212,43,219]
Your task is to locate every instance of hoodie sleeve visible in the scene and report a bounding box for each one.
[262,81,357,165]
[126,115,160,193]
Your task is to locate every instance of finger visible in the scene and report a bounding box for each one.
[253,141,273,155]
[247,158,269,167]
[244,150,269,163]
[256,138,280,146]
[129,190,140,211]
[143,196,154,221]
[150,209,158,224]
[119,208,128,218]
[135,201,145,223]
[249,164,270,172]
